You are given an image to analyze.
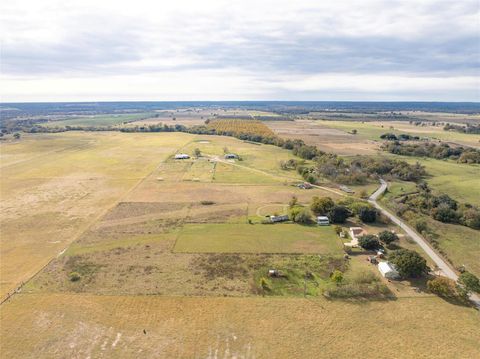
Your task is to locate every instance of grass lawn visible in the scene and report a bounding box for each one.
[174,223,342,253]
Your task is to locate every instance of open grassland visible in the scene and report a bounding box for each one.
[266,119,380,155]
[174,223,341,253]
[43,112,155,127]
[0,132,194,297]
[1,293,479,359]
[314,119,480,148]
[3,129,480,358]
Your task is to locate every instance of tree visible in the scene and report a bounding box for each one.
[389,249,427,278]
[358,207,377,223]
[328,205,350,223]
[458,272,480,293]
[290,206,312,224]
[378,230,399,244]
[13,133,21,140]
[351,129,357,135]
[358,234,380,250]
[310,196,334,215]
[194,148,201,157]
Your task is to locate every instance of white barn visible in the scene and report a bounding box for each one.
[378,261,400,280]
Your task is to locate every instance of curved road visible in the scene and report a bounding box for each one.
[369,179,480,308]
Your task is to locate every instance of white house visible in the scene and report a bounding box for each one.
[174,153,190,159]
[317,216,330,226]
[378,261,400,280]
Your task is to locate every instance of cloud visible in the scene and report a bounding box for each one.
[1,0,479,101]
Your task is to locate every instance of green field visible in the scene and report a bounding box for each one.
[402,157,480,206]
[174,223,341,253]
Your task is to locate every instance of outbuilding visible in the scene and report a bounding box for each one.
[174,153,190,159]
[317,216,330,226]
[378,261,400,280]
[270,215,289,223]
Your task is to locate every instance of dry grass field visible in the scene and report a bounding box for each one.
[266,119,380,155]
[1,293,479,359]
[2,130,480,358]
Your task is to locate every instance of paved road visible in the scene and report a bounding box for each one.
[369,179,480,308]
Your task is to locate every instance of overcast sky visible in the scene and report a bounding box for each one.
[1,0,479,102]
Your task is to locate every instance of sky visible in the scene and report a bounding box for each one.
[1,0,479,102]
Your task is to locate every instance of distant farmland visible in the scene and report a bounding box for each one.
[208,119,275,137]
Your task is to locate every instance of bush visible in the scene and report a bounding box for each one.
[358,207,377,223]
[330,270,344,284]
[69,272,81,282]
[329,205,350,223]
[200,200,215,205]
[458,272,480,293]
[378,230,398,244]
[358,235,380,250]
[290,206,312,224]
[427,277,457,297]
[389,249,427,278]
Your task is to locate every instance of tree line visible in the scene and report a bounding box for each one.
[381,141,480,164]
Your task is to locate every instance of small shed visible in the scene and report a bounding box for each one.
[378,261,400,280]
[297,182,312,189]
[317,216,330,226]
[270,215,289,223]
[224,153,238,159]
[174,153,190,159]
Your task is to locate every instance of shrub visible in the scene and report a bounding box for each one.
[289,196,298,208]
[200,200,215,205]
[389,249,427,278]
[427,277,457,297]
[290,206,312,224]
[458,272,480,293]
[260,277,270,291]
[358,235,380,250]
[330,270,344,284]
[69,272,81,282]
[378,231,398,244]
[358,207,377,223]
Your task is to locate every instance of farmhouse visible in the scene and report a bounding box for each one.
[270,215,289,223]
[317,216,330,226]
[224,153,238,159]
[378,261,400,280]
[174,153,190,159]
